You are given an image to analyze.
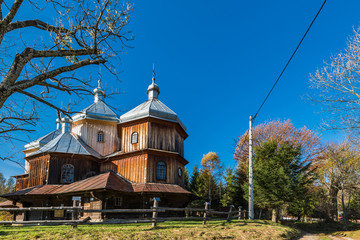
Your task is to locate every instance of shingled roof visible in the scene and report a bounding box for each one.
[72,100,119,122]
[28,132,101,158]
[120,79,186,131]
[2,172,191,197]
[24,129,61,151]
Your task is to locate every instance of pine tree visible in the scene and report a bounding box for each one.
[221,167,236,207]
[184,168,190,190]
[189,164,200,194]
[243,140,315,222]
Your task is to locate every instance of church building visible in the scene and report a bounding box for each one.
[1,72,192,221]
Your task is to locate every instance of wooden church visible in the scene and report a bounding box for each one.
[1,72,193,221]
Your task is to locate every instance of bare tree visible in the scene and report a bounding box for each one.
[310,27,360,140]
[0,0,132,141]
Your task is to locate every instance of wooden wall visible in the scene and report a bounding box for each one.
[147,154,184,186]
[15,177,29,190]
[72,119,119,156]
[120,121,148,153]
[148,122,184,156]
[47,154,100,184]
[110,154,147,183]
[28,155,50,187]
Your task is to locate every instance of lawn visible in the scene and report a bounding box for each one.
[0,220,300,240]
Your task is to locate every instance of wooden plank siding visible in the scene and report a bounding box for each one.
[110,154,148,183]
[15,177,29,190]
[47,153,100,184]
[28,155,50,187]
[71,119,119,156]
[120,121,148,153]
[147,154,184,186]
[148,122,184,157]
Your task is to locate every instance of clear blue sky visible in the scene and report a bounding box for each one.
[1,0,360,179]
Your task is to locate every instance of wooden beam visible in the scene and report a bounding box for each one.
[0,206,82,211]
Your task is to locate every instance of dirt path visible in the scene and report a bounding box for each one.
[297,231,355,240]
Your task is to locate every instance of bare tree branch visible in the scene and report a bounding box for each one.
[0,0,132,150]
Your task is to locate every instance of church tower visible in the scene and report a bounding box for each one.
[113,70,188,186]
[71,79,120,156]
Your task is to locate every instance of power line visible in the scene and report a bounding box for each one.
[253,0,327,120]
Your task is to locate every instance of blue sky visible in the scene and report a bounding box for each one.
[1,0,360,179]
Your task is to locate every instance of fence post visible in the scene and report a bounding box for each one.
[202,202,210,225]
[227,205,234,222]
[71,200,78,229]
[238,206,242,220]
[152,198,159,228]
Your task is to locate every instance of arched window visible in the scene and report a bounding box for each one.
[97,131,104,142]
[131,132,138,144]
[61,164,74,183]
[156,162,166,180]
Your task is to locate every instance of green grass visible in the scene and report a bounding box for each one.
[0,220,300,240]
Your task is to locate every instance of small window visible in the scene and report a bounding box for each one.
[131,132,138,144]
[97,131,104,142]
[61,164,74,183]
[156,162,166,180]
[115,197,123,206]
[178,168,182,177]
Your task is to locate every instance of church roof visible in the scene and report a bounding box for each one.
[72,100,118,122]
[120,75,186,131]
[24,129,61,151]
[120,98,185,130]
[1,172,192,197]
[28,132,101,158]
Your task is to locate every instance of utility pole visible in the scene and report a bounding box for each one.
[248,115,254,220]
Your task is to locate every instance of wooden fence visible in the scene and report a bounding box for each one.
[0,199,247,228]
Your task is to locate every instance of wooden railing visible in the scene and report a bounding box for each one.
[0,199,247,228]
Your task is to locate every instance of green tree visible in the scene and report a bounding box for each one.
[197,169,220,208]
[0,172,15,201]
[201,152,222,205]
[189,164,201,195]
[243,141,315,222]
[184,168,190,190]
[220,167,237,207]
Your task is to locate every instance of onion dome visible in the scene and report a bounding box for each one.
[120,68,186,131]
[72,78,118,122]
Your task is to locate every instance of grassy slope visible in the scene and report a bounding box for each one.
[294,221,360,239]
[0,220,300,240]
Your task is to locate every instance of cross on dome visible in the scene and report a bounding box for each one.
[147,65,160,100]
[93,78,105,103]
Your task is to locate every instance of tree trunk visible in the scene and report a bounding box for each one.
[271,208,277,223]
[259,209,262,219]
[341,186,348,229]
[329,186,339,221]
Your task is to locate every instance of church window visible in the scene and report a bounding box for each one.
[156,162,166,180]
[97,131,104,142]
[178,168,182,177]
[61,164,74,183]
[131,132,138,144]
[115,197,123,206]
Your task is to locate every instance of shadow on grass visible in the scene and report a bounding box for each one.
[0,231,10,236]
[287,221,360,236]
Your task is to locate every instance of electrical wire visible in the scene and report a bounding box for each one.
[253,0,327,120]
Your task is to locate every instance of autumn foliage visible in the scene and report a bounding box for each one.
[234,119,322,172]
